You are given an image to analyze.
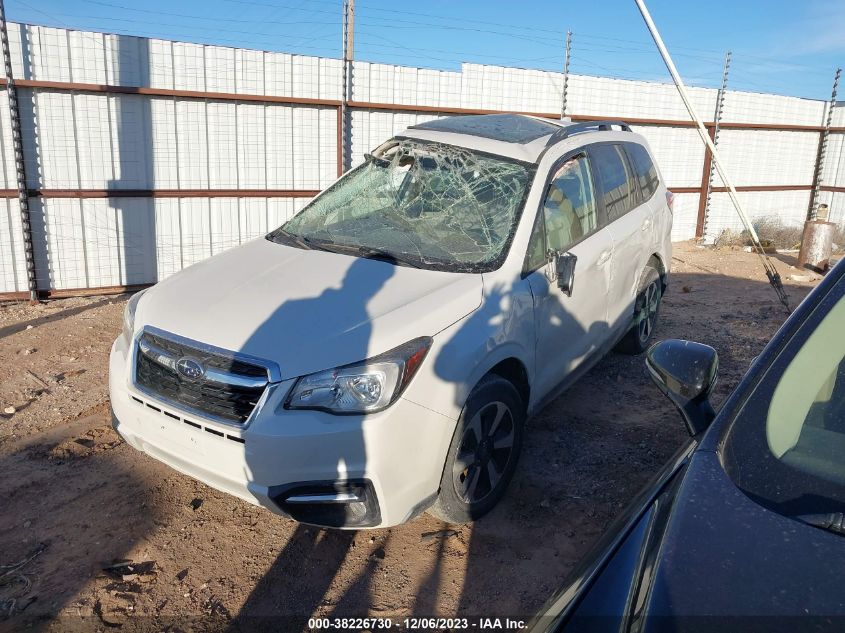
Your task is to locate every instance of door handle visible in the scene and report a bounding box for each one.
[597,250,611,266]
[641,218,652,231]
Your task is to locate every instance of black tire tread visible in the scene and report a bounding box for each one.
[615,265,662,355]
[428,374,524,524]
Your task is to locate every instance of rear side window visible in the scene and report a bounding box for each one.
[626,143,660,202]
[590,144,635,221]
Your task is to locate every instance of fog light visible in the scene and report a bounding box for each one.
[347,501,367,519]
[268,480,381,528]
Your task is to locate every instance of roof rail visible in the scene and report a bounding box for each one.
[545,120,632,147]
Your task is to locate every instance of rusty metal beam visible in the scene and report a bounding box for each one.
[0,188,320,198]
[0,282,151,302]
[0,184,817,199]
[336,106,343,177]
[0,77,834,132]
[3,78,341,107]
[695,126,718,238]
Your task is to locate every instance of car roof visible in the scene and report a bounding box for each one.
[398,113,635,164]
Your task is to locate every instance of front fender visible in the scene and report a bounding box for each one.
[403,278,536,421]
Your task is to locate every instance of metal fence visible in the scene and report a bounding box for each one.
[0,21,843,298]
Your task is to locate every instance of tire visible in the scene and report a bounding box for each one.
[428,375,525,524]
[615,265,662,355]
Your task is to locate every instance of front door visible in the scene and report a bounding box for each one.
[588,143,652,332]
[525,153,613,401]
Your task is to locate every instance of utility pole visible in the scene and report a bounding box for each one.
[341,0,354,173]
[0,0,37,302]
[702,50,731,238]
[561,30,571,120]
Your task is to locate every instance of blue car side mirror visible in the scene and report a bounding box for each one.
[646,339,718,436]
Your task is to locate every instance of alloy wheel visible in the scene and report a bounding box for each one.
[637,280,660,344]
[452,401,516,504]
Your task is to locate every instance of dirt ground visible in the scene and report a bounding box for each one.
[0,242,826,631]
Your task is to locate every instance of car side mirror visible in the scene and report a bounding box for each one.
[551,251,577,296]
[645,339,718,436]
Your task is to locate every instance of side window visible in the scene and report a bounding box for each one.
[626,143,660,202]
[524,211,547,271]
[591,144,636,221]
[524,154,597,271]
[543,155,598,251]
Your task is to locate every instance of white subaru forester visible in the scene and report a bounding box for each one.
[110,114,672,528]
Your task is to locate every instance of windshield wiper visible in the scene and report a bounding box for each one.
[310,241,423,269]
[357,246,424,269]
[273,228,313,251]
[795,512,845,536]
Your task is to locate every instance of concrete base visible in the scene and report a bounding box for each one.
[798,220,836,273]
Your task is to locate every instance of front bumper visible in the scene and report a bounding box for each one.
[109,334,454,528]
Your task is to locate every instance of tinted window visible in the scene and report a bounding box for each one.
[626,142,660,201]
[524,154,597,271]
[722,276,845,516]
[591,144,635,221]
[525,211,547,271]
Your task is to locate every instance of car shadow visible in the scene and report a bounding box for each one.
[229,256,394,631]
[450,268,813,620]
[0,259,812,631]
[215,262,815,628]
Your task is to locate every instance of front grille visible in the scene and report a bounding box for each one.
[134,331,269,424]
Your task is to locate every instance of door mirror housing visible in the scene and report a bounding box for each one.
[646,339,718,436]
[551,251,577,296]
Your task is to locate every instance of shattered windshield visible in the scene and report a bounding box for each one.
[268,139,535,272]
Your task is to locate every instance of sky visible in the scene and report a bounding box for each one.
[5,0,844,100]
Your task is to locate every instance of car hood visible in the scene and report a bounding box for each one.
[134,238,482,379]
[641,450,845,625]
[557,449,845,631]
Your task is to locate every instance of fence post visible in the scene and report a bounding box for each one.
[696,51,731,240]
[340,0,354,174]
[561,30,571,121]
[0,0,38,301]
[808,67,841,221]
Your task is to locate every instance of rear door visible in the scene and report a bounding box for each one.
[588,143,651,333]
[625,141,664,248]
[525,151,614,400]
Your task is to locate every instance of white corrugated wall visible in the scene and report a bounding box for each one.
[0,22,842,294]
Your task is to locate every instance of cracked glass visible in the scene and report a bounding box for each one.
[268,139,535,272]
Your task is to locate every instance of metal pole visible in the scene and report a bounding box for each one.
[808,67,840,220]
[634,0,790,311]
[561,30,571,120]
[0,0,37,302]
[340,0,354,173]
[702,51,731,237]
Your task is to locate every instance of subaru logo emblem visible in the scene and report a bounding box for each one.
[176,357,205,380]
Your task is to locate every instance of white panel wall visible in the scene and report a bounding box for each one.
[713,130,818,187]
[720,90,825,126]
[632,125,705,188]
[704,190,814,243]
[17,196,315,290]
[1,22,844,293]
[0,199,28,291]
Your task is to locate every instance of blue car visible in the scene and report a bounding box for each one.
[533,256,845,632]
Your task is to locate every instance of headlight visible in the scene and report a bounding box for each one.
[285,337,432,414]
[122,290,146,342]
